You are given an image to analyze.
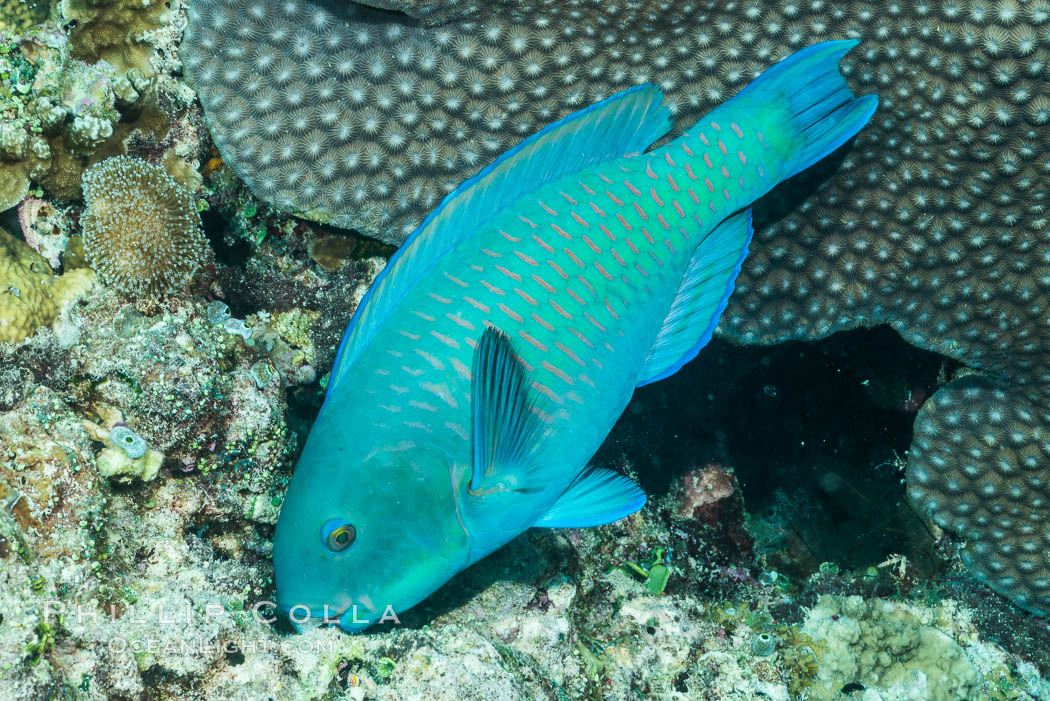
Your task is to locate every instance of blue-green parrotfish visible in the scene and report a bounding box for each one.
[273,40,878,631]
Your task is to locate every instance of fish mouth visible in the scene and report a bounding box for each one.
[278,602,348,626]
[278,600,382,632]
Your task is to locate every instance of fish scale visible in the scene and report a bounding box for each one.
[273,40,878,632]
[353,108,772,468]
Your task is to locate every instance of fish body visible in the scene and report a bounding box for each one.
[273,41,878,631]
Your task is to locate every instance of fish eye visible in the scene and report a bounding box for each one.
[320,519,357,552]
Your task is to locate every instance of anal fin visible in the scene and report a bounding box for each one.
[636,208,754,386]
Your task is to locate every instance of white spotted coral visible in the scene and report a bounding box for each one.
[81,156,211,297]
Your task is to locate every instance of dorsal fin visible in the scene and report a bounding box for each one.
[327,85,672,393]
[636,208,754,386]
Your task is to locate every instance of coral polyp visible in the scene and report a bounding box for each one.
[81,156,212,297]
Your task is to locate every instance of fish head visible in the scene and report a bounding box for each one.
[273,411,470,632]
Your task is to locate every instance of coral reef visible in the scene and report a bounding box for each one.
[81,156,212,297]
[182,0,1050,618]
[1,0,1050,696]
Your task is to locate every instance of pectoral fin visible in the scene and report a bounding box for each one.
[470,327,548,496]
[536,468,646,528]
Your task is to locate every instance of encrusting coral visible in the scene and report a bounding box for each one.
[81,156,212,297]
[183,0,1050,619]
[0,226,95,343]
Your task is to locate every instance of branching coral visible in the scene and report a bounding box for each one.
[183,0,1050,617]
[81,156,212,297]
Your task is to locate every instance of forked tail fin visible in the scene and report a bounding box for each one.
[734,39,878,181]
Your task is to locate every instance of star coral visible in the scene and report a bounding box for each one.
[81,156,212,297]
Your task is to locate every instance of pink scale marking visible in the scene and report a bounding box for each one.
[548,260,569,279]
[532,274,556,293]
[495,265,522,282]
[480,280,505,295]
[445,272,469,287]
[550,300,573,319]
[532,312,555,331]
[542,360,574,385]
[556,341,585,366]
[515,250,539,266]
[533,234,555,253]
[465,296,490,313]
[498,303,523,323]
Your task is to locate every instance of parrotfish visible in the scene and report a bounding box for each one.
[273,40,878,631]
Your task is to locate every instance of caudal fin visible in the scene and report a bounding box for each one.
[736,40,878,181]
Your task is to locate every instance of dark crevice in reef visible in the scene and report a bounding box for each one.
[599,324,960,581]
[200,208,252,271]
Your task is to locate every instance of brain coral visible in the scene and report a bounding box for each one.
[81,156,212,297]
[183,0,1050,616]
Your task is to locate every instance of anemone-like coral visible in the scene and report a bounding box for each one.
[184,0,1050,618]
[81,156,212,297]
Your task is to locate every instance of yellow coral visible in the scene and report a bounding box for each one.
[0,227,96,343]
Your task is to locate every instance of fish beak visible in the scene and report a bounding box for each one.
[339,603,379,633]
